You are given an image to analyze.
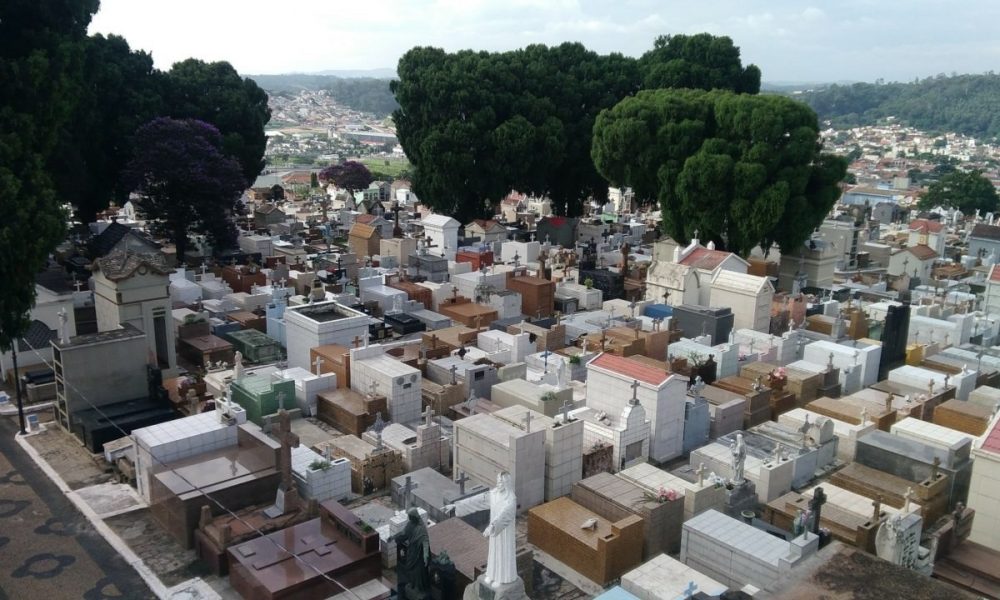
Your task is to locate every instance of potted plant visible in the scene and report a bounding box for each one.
[584,277,594,289]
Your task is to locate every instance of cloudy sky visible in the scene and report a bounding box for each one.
[90,0,1000,83]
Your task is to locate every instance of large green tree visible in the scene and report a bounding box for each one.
[50,33,164,223]
[591,89,846,256]
[162,59,271,186]
[638,33,761,93]
[392,35,756,221]
[0,0,98,351]
[917,170,1000,214]
[123,118,248,264]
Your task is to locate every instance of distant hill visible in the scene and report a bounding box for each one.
[248,73,399,118]
[788,73,1000,140]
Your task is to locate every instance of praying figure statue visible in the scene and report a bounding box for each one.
[730,433,747,486]
[447,472,518,590]
[394,508,431,599]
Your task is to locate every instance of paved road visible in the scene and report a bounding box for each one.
[0,416,156,600]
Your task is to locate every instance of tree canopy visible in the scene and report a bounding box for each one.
[0,0,98,351]
[591,88,846,256]
[391,34,758,222]
[917,170,1000,214]
[163,59,271,187]
[123,118,247,264]
[50,33,164,223]
[319,161,374,193]
[639,34,760,93]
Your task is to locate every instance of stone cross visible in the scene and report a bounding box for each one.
[560,398,573,422]
[402,475,417,510]
[872,495,883,524]
[903,486,915,512]
[313,356,324,376]
[772,445,783,464]
[695,462,706,487]
[276,391,288,411]
[522,411,533,433]
[450,364,458,385]
[275,410,300,491]
[630,379,640,405]
[423,405,434,427]
[456,471,470,495]
[73,279,84,293]
[369,380,380,398]
[682,581,697,599]
[859,407,869,425]
[809,487,827,535]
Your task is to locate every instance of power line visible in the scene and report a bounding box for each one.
[18,335,366,600]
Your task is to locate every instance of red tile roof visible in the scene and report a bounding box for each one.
[982,414,1000,455]
[589,353,669,386]
[908,219,944,234]
[678,247,733,270]
[904,244,939,261]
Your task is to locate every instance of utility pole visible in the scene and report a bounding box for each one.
[11,343,25,434]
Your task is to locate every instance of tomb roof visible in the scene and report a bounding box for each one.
[590,352,670,386]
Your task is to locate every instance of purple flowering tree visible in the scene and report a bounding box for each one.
[319,160,374,193]
[123,117,247,263]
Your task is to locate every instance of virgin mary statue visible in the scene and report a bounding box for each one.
[448,471,518,588]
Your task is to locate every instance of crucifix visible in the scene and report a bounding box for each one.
[630,379,640,405]
[808,486,827,535]
[313,355,324,376]
[695,462,706,487]
[423,404,434,427]
[903,486,915,512]
[872,495,883,524]
[451,285,459,301]
[73,279,84,293]
[522,411,533,433]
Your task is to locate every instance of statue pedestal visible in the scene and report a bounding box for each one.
[462,576,527,600]
[724,480,758,518]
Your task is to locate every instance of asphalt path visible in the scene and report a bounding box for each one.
[0,416,156,600]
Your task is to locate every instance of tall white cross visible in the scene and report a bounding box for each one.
[313,356,324,376]
[423,405,434,427]
[695,462,706,487]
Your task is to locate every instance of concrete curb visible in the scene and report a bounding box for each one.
[14,427,220,600]
[0,400,55,416]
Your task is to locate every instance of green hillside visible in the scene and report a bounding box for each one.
[791,73,1000,140]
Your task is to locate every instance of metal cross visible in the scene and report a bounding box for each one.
[456,471,470,495]
[630,379,640,405]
